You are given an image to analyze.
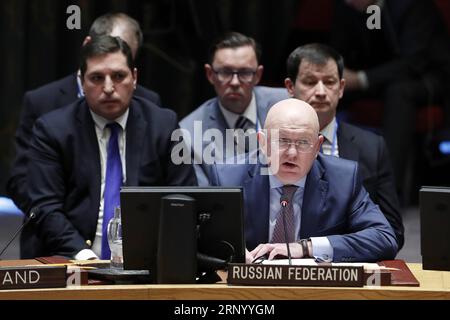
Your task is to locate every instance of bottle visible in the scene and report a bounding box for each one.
[107,206,123,269]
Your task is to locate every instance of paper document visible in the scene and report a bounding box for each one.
[261,259,399,271]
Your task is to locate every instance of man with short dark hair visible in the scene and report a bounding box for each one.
[88,13,144,59]
[22,36,196,259]
[284,43,404,250]
[7,13,161,214]
[180,32,288,185]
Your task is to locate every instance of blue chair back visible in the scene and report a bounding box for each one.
[0,197,24,259]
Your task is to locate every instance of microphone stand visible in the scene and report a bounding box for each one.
[280,197,292,266]
[0,208,38,259]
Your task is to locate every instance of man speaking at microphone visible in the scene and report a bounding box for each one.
[210,99,397,263]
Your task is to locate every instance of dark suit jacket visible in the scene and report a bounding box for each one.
[7,73,161,213]
[22,97,196,258]
[210,154,398,262]
[337,121,404,249]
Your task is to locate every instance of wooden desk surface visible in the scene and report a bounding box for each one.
[0,263,449,300]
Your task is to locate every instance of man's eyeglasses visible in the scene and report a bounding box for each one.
[212,68,257,83]
[274,138,315,153]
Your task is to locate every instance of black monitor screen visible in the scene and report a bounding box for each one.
[420,186,450,271]
[120,186,245,274]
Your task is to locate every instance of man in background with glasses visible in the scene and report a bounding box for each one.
[210,98,397,263]
[180,32,288,186]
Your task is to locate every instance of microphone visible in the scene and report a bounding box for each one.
[280,193,292,265]
[280,195,289,208]
[0,207,39,259]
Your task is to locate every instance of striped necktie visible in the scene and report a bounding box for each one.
[234,116,254,153]
[271,185,298,243]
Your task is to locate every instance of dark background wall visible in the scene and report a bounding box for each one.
[1,0,449,198]
[0,0,305,195]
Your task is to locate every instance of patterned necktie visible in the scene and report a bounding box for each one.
[234,116,254,153]
[235,116,252,130]
[101,122,123,260]
[271,185,298,243]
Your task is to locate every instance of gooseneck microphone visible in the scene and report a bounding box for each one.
[280,193,292,265]
[0,207,39,259]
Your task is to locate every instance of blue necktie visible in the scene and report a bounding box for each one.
[101,123,123,260]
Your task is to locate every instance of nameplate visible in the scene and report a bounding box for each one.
[227,263,364,287]
[0,265,67,290]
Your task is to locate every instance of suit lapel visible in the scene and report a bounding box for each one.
[244,164,270,247]
[254,88,269,127]
[337,122,359,162]
[203,100,231,159]
[336,122,373,185]
[204,100,229,131]
[76,101,101,218]
[125,100,147,186]
[300,158,328,238]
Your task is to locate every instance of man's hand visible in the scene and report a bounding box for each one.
[249,243,303,262]
[245,248,255,264]
[343,68,363,90]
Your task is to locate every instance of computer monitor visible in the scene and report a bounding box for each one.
[420,186,450,271]
[120,186,245,278]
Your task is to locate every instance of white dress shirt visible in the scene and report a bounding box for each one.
[268,174,333,261]
[74,109,128,260]
[218,93,261,130]
[320,117,339,157]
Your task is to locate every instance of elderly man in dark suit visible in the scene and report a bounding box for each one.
[7,13,161,214]
[284,43,404,250]
[210,99,398,262]
[22,36,196,259]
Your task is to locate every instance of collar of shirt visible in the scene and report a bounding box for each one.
[76,70,84,98]
[90,108,129,136]
[268,174,306,190]
[218,92,258,129]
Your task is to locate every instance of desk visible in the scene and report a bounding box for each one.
[0,264,448,300]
